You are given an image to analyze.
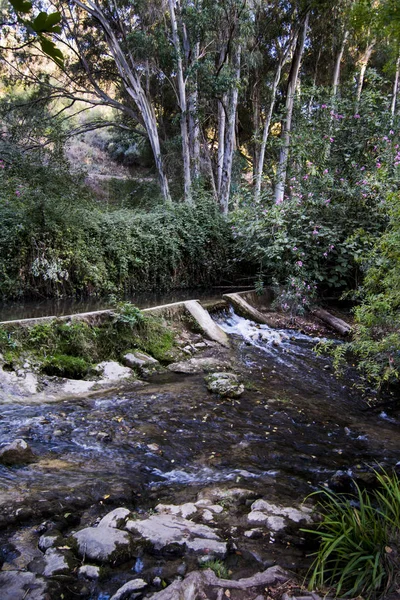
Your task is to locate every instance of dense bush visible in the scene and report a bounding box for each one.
[0,151,232,299]
[231,89,399,296]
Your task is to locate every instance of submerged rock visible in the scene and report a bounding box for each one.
[0,439,36,466]
[125,514,227,557]
[206,372,244,398]
[168,357,231,374]
[0,571,48,600]
[71,526,134,564]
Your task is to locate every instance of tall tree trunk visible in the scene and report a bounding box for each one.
[308,46,321,115]
[188,41,201,180]
[217,96,227,194]
[356,40,375,103]
[254,34,297,204]
[332,29,349,97]
[391,53,400,117]
[168,0,192,203]
[252,80,260,180]
[219,45,241,215]
[73,0,171,202]
[274,12,309,205]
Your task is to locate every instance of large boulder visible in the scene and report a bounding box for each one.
[206,372,244,398]
[71,526,134,564]
[0,439,36,466]
[123,352,159,369]
[125,514,226,558]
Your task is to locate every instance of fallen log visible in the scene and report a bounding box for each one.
[223,292,277,327]
[312,308,352,336]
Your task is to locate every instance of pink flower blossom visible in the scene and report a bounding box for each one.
[297,261,303,267]
[329,137,334,143]
[376,162,382,169]
[353,114,360,119]
[323,169,328,174]
[321,104,327,109]
[15,191,20,197]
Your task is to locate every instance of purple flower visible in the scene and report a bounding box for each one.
[354,114,360,119]
[321,104,327,109]
[297,261,303,267]
[15,190,21,197]
[329,137,334,143]
[293,246,298,251]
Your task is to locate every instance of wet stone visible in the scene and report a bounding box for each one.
[43,547,72,577]
[206,372,244,398]
[0,438,36,466]
[123,352,159,369]
[109,578,147,600]
[125,514,227,557]
[72,526,134,564]
[98,507,132,529]
[0,571,48,600]
[78,564,100,579]
[38,531,63,552]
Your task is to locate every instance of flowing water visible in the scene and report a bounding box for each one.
[0,308,399,595]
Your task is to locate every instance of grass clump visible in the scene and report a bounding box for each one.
[303,469,400,599]
[200,559,230,579]
[41,354,92,379]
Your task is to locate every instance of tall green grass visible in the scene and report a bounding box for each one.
[303,469,400,599]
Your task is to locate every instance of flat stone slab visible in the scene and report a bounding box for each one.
[72,526,133,564]
[184,300,230,347]
[248,499,313,531]
[0,571,48,600]
[126,514,226,557]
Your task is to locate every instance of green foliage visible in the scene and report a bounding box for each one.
[328,192,400,389]
[200,559,230,579]
[0,151,232,300]
[272,276,317,317]
[41,354,92,379]
[232,89,398,295]
[304,469,400,599]
[0,304,177,371]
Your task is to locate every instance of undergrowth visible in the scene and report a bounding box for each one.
[0,303,176,378]
[303,469,400,599]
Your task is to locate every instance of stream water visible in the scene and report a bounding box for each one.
[0,308,399,597]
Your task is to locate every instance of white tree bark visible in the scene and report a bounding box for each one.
[254,34,297,203]
[356,40,375,103]
[274,12,309,205]
[219,45,241,215]
[217,96,227,194]
[391,53,400,117]
[73,0,171,202]
[169,0,192,203]
[332,29,349,97]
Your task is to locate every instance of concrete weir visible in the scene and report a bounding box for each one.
[223,292,277,327]
[0,299,230,348]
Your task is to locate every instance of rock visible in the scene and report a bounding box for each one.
[206,372,244,398]
[143,565,288,599]
[110,578,147,600]
[251,499,312,523]
[168,357,231,374]
[125,514,226,558]
[98,507,132,529]
[155,502,197,519]
[78,565,100,579]
[194,342,207,349]
[0,439,36,466]
[71,526,134,564]
[97,431,111,442]
[244,529,263,539]
[183,300,230,348]
[0,571,47,600]
[43,548,72,577]
[123,352,159,369]
[202,510,214,522]
[38,531,63,552]
[247,510,269,525]
[95,361,132,381]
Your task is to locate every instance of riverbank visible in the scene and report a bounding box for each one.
[0,294,398,599]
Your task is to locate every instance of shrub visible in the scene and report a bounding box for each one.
[304,469,400,599]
